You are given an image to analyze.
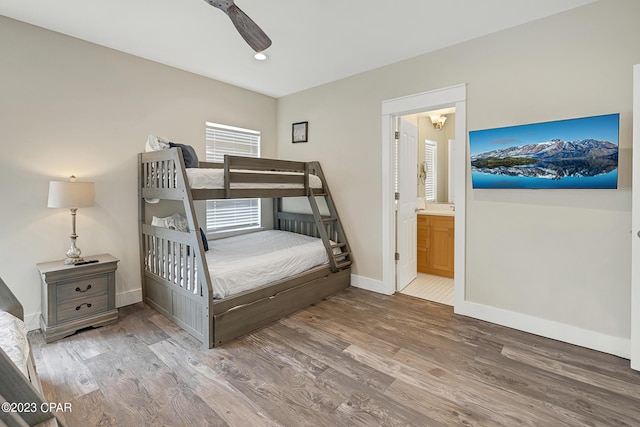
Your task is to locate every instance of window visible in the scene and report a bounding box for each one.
[205,122,261,233]
[424,140,437,202]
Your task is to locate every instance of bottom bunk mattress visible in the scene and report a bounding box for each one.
[207,230,331,299]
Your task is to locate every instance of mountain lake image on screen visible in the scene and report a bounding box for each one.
[469,113,619,189]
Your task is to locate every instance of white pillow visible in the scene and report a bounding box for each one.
[151,213,189,232]
[145,134,171,152]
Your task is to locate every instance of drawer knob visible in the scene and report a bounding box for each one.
[75,303,92,311]
[75,284,92,293]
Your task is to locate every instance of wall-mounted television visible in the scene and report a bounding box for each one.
[469,113,619,189]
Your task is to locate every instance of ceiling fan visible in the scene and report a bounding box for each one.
[203,0,272,53]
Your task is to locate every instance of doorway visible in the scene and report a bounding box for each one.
[381,84,467,310]
[396,109,456,306]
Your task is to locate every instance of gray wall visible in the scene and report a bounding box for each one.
[0,16,277,327]
[276,0,640,347]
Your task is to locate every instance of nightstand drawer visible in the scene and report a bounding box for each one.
[57,276,108,302]
[57,294,109,323]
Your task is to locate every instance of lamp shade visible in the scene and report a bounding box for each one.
[47,181,95,208]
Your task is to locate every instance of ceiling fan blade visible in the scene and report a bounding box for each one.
[226,3,272,52]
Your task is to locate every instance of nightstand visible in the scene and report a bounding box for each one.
[37,253,119,343]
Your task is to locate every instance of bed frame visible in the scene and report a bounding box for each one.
[0,277,62,427]
[138,148,352,348]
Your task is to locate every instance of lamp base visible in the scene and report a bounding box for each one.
[64,232,83,265]
[64,256,85,265]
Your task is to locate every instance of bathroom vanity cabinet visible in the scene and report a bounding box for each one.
[417,214,454,278]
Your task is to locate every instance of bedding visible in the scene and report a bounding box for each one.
[169,142,199,168]
[149,214,207,250]
[199,228,209,251]
[207,230,331,299]
[145,134,171,152]
[151,213,189,232]
[0,310,30,377]
[186,168,323,189]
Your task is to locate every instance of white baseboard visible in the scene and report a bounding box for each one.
[24,313,41,332]
[456,300,630,359]
[350,274,392,295]
[116,288,142,308]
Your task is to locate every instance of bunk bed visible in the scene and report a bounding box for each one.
[138,146,352,348]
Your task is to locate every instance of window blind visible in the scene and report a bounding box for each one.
[205,122,260,161]
[425,140,437,202]
[205,122,261,232]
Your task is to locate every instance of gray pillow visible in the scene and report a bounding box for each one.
[169,142,199,168]
[199,228,209,252]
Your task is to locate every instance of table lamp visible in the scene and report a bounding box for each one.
[47,176,95,265]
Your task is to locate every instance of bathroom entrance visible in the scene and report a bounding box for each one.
[381,84,467,310]
[395,109,456,306]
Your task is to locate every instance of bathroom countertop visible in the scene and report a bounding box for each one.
[417,203,456,216]
[417,210,454,217]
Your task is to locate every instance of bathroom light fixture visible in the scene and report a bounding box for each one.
[48,176,95,265]
[430,114,447,130]
[254,52,268,61]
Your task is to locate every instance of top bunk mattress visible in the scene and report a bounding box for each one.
[186,168,323,189]
[206,230,329,299]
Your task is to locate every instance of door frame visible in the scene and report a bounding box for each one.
[381,84,467,307]
[631,64,639,370]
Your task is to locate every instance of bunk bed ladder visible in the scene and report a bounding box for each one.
[307,162,352,272]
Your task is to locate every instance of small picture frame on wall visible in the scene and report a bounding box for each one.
[292,121,308,143]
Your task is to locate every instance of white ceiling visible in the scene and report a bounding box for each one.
[0,0,597,98]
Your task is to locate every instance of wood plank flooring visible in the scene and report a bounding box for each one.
[28,287,640,426]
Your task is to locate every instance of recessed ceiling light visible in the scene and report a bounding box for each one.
[254,52,268,61]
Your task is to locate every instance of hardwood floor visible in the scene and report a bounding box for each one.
[29,287,640,426]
